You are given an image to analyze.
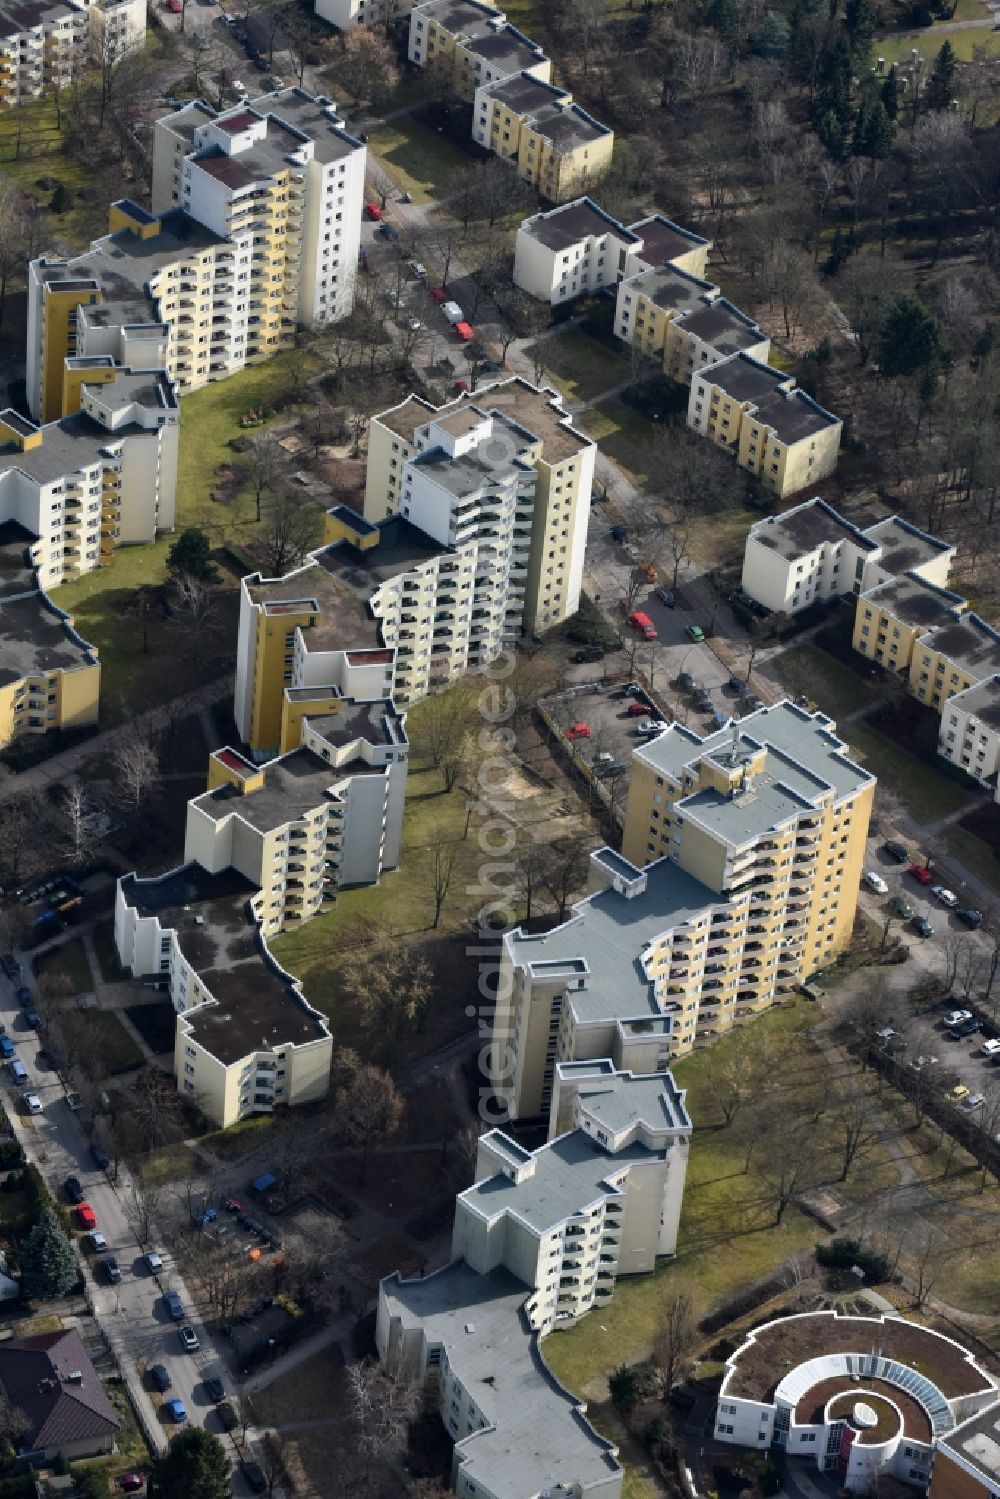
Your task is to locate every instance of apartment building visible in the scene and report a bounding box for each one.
[377,1064,694,1499]
[930,1404,1000,1499]
[742,498,956,617]
[29,91,363,420]
[366,378,595,632]
[407,0,550,100]
[715,1312,997,1495]
[689,353,842,499]
[493,704,873,1122]
[513,197,710,306]
[85,0,146,59]
[0,377,178,590]
[314,0,411,29]
[938,677,1000,792]
[0,520,99,747]
[852,573,967,677]
[0,0,144,113]
[910,613,1000,715]
[474,72,613,202]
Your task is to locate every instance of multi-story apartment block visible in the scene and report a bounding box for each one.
[909,613,1000,716]
[0,376,178,590]
[378,1064,693,1499]
[407,0,550,99]
[938,677,1000,792]
[493,704,874,1122]
[742,498,955,617]
[366,378,595,632]
[116,698,407,1125]
[513,196,710,306]
[29,91,363,420]
[314,0,411,29]
[930,1403,1000,1499]
[473,72,613,202]
[715,1312,996,1495]
[852,573,967,678]
[0,520,99,747]
[86,0,146,59]
[0,0,143,113]
[689,353,842,499]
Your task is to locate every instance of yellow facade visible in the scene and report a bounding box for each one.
[737,407,842,500]
[278,689,342,754]
[851,595,959,677]
[324,509,380,550]
[0,659,101,750]
[40,285,103,423]
[247,603,318,753]
[910,642,980,713]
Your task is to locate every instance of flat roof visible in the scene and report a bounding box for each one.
[945,674,1000,730]
[749,498,878,562]
[629,213,710,268]
[521,197,637,253]
[860,572,965,630]
[305,698,405,749]
[190,744,362,832]
[940,1403,1000,1481]
[699,353,789,405]
[380,1262,621,1499]
[411,422,535,496]
[0,523,97,685]
[462,1129,651,1234]
[467,23,546,69]
[0,0,78,36]
[725,1312,995,1403]
[749,386,841,443]
[919,612,1000,682]
[679,299,764,356]
[530,100,611,149]
[577,1068,691,1139]
[864,514,953,574]
[624,265,714,318]
[412,0,503,34]
[377,378,593,465]
[810,1381,929,1444]
[119,864,329,1065]
[482,71,568,116]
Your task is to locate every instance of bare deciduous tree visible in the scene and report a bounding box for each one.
[334,1066,404,1185]
[256,488,324,576]
[112,725,160,813]
[653,1289,697,1397]
[425,843,459,930]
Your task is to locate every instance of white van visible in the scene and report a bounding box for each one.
[8,1059,27,1085]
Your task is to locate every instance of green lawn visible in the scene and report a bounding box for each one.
[542,1005,820,1396]
[943,825,1000,897]
[368,118,473,204]
[839,721,971,820]
[534,327,630,405]
[579,399,663,486]
[775,644,872,721]
[80,1010,144,1074]
[875,24,1000,62]
[33,939,92,998]
[0,101,104,250]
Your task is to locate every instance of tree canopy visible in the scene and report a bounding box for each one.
[150,1427,231,1499]
[19,1206,78,1301]
[166,527,220,583]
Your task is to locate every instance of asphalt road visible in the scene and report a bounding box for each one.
[0,960,262,1494]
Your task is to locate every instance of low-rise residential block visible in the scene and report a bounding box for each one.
[742,499,956,617]
[715,1311,997,1495]
[930,1403,1000,1499]
[378,1064,694,1499]
[852,572,966,677]
[473,73,613,202]
[938,676,1000,790]
[314,0,411,28]
[492,704,873,1122]
[407,0,550,99]
[0,521,99,748]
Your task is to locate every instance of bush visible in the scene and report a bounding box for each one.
[816,1238,890,1284]
[0,1141,24,1169]
[562,591,621,648]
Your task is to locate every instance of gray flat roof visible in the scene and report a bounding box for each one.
[859,572,965,630]
[749,387,840,443]
[461,1129,646,1233]
[578,1069,691,1138]
[700,353,788,405]
[0,409,151,489]
[376,379,592,464]
[749,498,877,562]
[864,514,953,574]
[190,745,359,831]
[629,214,710,268]
[521,197,638,253]
[679,299,764,356]
[119,864,329,1065]
[380,1262,621,1499]
[940,1402,1000,1480]
[305,698,405,749]
[918,613,1000,682]
[412,0,502,35]
[945,675,1000,731]
[508,855,725,1027]
[410,420,535,496]
[624,265,714,318]
[483,70,568,114]
[0,523,97,686]
[467,23,546,70]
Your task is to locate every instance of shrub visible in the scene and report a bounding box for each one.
[816,1238,890,1284]
[0,1142,24,1169]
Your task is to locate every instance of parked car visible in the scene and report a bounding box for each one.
[377,223,399,241]
[609,525,627,542]
[64,1176,85,1204]
[164,1290,184,1320]
[863,871,889,895]
[945,1083,970,1103]
[441,300,464,324]
[364,202,382,220]
[101,1256,122,1285]
[163,1399,187,1423]
[912,915,934,937]
[892,896,914,919]
[217,1399,238,1431]
[89,1144,110,1170]
[150,1364,172,1392]
[595,759,626,778]
[963,1092,986,1111]
[636,719,666,736]
[943,1009,972,1028]
[882,839,909,863]
[179,1324,199,1352]
[407,259,427,279]
[204,1376,225,1403]
[455,320,475,341]
[931,885,959,907]
[956,907,983,929]
[65,1091,81,1110]
[565,723,591,740]
[116,1475,146,1493]
[908,863,934,885]
[981,1039,1000,1058]
[685,623,705,642]
[0,1039,13,1060]
[22,1092,42,1114]
[242,1462,267,1494]
[87,1231,108,1253]
[949,1017,979,1040]
[223,1197,245,1214]
[572,646,605,664]
[76,1203,97,1230]
[144,1250,164,1273]
[655,586,675,608]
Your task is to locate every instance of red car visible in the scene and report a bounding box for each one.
[364,203,382,221]
[565,723,591,740]
[908,863,934,885]
[454,321,474,341]
[625,701,649,717]
[116,1477,145,1494]
[430,287,447,302]
[76,1203,97,1230]
[164,0,182,11]
[455,379,471,393]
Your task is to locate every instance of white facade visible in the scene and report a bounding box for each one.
[741,500,956,617]
[938,677,1000,793]
[314,0,412,28]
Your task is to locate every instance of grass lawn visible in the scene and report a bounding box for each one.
[368,118,473,203]
[688,507,756,572]
[124,1001,178,1056]
[542,1004,821,1397]
[775,644,873,720]
[252,1344,347,1429]
[81,1010,144,1074]
[578,399,663,486]
[534,327,630,405]
[839,721,970,820]
[33,938,92,997]
[875,24,1000,61]
[943,826,1000,897]
[92,921,126,984]
[0,102,103,250]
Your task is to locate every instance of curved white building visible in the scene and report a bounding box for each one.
[714,1312,998,1494]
